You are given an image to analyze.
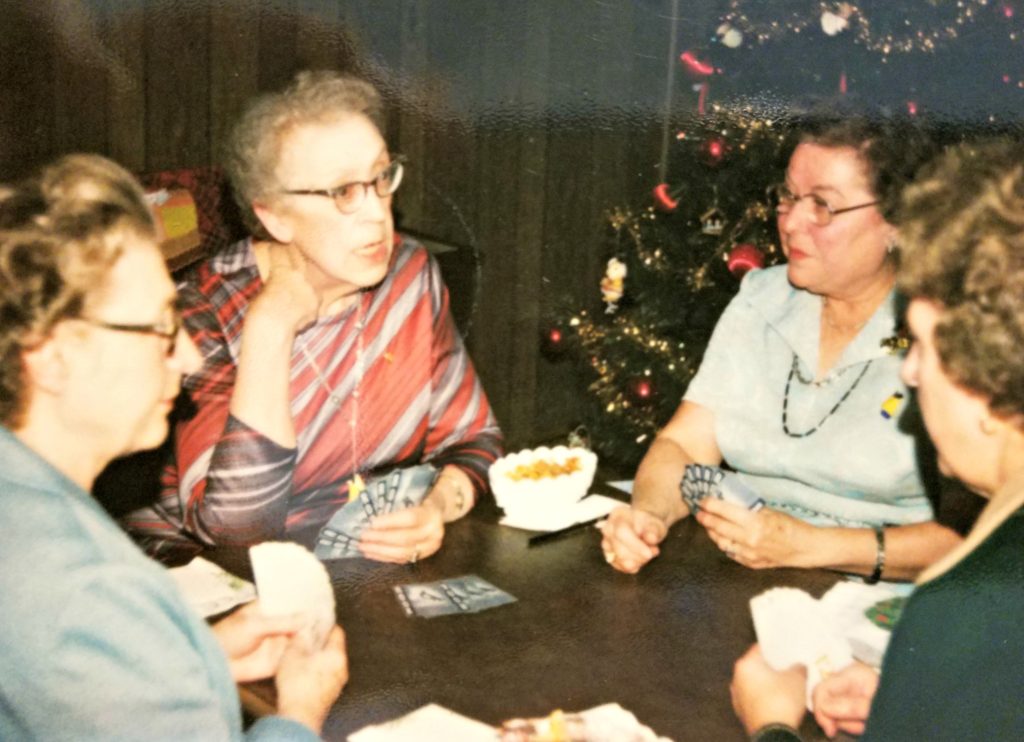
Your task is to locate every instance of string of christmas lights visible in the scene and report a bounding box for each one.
[720,0,1021,59]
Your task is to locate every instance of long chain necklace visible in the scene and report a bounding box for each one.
[782,353,872,438]
[298,298,367,498]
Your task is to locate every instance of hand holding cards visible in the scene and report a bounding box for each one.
[250,542,336,648]
[680,464,765,514]
[315,464,437,560]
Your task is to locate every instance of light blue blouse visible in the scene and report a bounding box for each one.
[0,427,319,742]
[685,265,930,528]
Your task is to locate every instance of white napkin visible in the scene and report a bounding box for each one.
[750,581,902,707]
[168,556,256,617]
[499,494,621,532]
[349,704,496,741]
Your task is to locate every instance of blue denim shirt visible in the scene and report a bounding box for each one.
[685,266,930,527]
[0,427,319,741]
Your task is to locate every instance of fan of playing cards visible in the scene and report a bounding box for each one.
[680,464,765,514]
[314,464,438,560]
[250,541,336,648]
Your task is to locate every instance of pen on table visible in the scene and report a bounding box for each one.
[528,517,607,547]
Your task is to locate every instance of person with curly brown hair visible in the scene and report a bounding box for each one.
[732,139,1024,741]
[0,154,347,740]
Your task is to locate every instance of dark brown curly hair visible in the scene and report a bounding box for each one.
[0,154,156,427]
[799,114,940,225]
[898,139,1024,419]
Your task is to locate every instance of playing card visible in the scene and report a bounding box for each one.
[680,464,765,512]
[680,464,724,513]
[718,471,766,511]
[250,541,336,648]
[314,464,438,560]
[394,575,517,618]
[442,575,518,613]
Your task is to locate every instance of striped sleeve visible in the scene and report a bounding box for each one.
[421,256,503,499]
[124,270,299,554]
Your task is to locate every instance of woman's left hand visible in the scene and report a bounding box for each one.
[695,497,815,569]
[358,500,445,564]
[211,601,307,682]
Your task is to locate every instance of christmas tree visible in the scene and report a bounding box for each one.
[558,105,790,470]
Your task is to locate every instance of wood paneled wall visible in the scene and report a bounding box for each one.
[0,0,711,448]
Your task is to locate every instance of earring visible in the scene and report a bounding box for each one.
[980,416,998,436]
[886,238,898,255]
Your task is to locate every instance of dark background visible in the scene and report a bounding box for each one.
[3,0,1023,450]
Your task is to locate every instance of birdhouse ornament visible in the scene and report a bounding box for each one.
[701,206,725,236]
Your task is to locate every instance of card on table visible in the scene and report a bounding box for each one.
[168,556,256,618]
[680,464,765,513]
[394,574,517,618]
[314,464,438,560]
[250,541,336,648]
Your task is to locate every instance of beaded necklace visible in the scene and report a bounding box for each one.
[781,353,872,438]
[298,298,367,498]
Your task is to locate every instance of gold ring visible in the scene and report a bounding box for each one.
[603,550,616,564]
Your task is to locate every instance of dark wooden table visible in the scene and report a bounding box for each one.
[237,490,840,741]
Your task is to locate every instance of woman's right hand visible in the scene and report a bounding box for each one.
[811,661,878,738]
[599,505,668,574]
[274,625,349,734]
[250,242,321,332]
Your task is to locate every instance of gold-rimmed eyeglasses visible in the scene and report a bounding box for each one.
[80,311,182,356]
[767,183,879,227]
[283,157,405,215]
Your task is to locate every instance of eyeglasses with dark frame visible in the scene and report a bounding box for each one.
[80,311,182,356]
[767,183,879,227]
[282,157,405,215]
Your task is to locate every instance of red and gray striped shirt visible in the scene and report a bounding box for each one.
[124,236,502,558]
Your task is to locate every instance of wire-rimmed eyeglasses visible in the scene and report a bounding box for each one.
[80,311,182,356]
[767,183,879,227]
[283,157,405,215]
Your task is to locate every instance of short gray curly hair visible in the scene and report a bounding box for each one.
[224,70,384,237]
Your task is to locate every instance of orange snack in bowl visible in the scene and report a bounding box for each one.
[506,456,581,482]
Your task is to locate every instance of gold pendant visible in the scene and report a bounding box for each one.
[347,472,366,499]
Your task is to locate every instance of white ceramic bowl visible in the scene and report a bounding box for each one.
[489,445,598,517]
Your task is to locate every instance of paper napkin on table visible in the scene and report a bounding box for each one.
[349,704,496,741]
[750,580,904,706]
[499,493,621,532]
[168,556,256,617]
[500,703,674,741]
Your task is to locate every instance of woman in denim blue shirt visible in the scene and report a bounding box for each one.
[0,155,347,740]
[601,116,962,581]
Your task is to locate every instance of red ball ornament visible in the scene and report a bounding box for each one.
[727,243,765,279]
[541,325,567,359]
[653,183,680,211]
[704,137,726,163]
[627,376,656,406]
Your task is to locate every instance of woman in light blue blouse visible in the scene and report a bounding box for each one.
[0,154,347,739]
[601,116,962,581]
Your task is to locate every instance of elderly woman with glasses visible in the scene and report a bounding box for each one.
[125,70,502,564]
[601,115,963,579]
[0,154,347,739]
[731,138,1024,742]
